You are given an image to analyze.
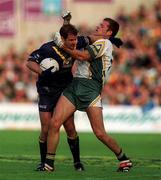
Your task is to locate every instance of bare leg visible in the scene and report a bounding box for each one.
[86,107,132,172]
[39,111,52,141]
[86,107,121,155]
[47,95,76,155]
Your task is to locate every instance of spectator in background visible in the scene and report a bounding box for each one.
[102,0,161,109]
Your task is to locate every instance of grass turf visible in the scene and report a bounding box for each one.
[0,131,160,180]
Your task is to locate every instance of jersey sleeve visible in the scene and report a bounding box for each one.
[86,39,110,59]
[28,46,47,64]
[76,36,90,49]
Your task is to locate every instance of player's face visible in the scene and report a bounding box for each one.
[94,20,112,37]
[64,34,77,50]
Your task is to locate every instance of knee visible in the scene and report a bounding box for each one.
[40,125,49,140]
[94,130,106,141]
[41,124,48,133]
[50,117,61,132]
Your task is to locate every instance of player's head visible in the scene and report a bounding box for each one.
[59,24,78,50]
[95,18,119,38]
[104,18,119,37]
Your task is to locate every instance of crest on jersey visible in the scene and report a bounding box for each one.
[92,41,105,58]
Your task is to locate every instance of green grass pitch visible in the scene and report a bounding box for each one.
[0,130,160,180]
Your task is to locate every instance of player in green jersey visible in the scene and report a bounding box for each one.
[44,17,132,173]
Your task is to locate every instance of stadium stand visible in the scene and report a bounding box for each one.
[0,1,160,108]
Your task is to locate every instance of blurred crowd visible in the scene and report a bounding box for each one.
[0,0,161,109]
[102,0,161,109]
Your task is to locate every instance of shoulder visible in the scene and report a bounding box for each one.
[89,39,112,58]
[40,40,55,49]
[93,39,112,49]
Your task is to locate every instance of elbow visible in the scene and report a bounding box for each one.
[26,61,32,70]
[26,62,29,68]
[26,62,30,69]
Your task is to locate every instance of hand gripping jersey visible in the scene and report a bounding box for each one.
[74,39,113,87]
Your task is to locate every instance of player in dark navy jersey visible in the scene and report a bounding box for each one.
[26,23,89,171]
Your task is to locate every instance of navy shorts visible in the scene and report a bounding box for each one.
[38,93,61,112]
[37,86,63,112]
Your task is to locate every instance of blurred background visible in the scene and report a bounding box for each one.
[0,0,161,132]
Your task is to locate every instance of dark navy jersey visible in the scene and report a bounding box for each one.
[76,36,91,50]
[28,36,89,95]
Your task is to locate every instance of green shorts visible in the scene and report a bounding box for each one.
[63,78,102,111]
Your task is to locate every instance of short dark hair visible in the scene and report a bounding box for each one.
[59,24,78,39]
[104,18,119,37]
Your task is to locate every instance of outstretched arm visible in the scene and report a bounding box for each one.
[62,45,91,61]
[62,11,72,25]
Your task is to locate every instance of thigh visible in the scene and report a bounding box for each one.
[86,107,106,133]
[51,95,76,129]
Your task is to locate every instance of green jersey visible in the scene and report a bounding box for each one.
[74,39,113,87]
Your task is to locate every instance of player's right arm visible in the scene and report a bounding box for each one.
[62,39,109,61]
[26,61,42,75]
[62,11,72,25]
[26,49,44,75]
[62,45,91,61]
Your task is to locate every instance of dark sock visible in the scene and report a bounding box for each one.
[39,139,47,164]
[116,149,129,161]
[67,136,81,163]
[45,153,55,168]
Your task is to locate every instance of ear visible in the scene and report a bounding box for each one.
[107,30,112,36]
[61,36,65,42]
